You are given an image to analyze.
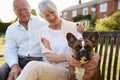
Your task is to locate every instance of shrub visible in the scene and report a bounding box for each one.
[0,23,11,33]
[95,11,120,31]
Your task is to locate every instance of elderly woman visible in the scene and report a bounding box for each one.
[16,0,100,80]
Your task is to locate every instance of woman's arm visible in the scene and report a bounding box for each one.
[45,53,67,63]
[41,37,82,66]
[41,38,66,63]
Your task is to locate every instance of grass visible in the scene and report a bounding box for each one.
[0,38,5,54]
[0,38,5,66]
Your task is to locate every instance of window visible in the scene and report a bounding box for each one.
[83,8,88,15]
[118,0,120,9]
[91,4,96,12]
[72,10,77,17]
[63,12,68,19]
[100,3,107,12]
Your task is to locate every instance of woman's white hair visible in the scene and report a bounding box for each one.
[38,0,58,18]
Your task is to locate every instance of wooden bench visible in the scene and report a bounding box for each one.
[83,31,120,80]
[0,31,120,80]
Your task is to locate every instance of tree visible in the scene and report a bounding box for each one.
[95,11,120,30]
[0,18,2,23]
[31,9,37,16]
[72,14,91,22]
[0,23,11,33]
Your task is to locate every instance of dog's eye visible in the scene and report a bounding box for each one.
[78,45,82,49]
[75,45,81,50]
[85,45,92,51]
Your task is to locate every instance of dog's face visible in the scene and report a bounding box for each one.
[66,32,99,64]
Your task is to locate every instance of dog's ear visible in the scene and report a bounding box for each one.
[66,33,77,48]
[88,31,99,47]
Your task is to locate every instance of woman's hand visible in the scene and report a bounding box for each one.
[76,22,84,34]
[81,53,100,70]
[66,55,82,67]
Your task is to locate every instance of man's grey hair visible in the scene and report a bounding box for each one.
[13,0,30,9]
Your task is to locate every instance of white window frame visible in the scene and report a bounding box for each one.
[100,3,108,12]
[63,12,68,19]
[118,0,120,9]
[72,10,77,17]
[82,7,88,15]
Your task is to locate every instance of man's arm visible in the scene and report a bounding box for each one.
[4,28,19,68]
[4,28,22,80]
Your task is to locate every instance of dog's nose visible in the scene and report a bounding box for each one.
[79,49,90,60]
[75,49,86,60]
[80,49,86,56]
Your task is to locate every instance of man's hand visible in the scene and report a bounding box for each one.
[7,64,22,80]
[76,22,84,34]
[81,53,100,70]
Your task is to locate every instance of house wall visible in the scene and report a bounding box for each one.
[61,0,120,21]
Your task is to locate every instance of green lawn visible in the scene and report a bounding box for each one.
[0,38,5,66]
[0,38,5,54]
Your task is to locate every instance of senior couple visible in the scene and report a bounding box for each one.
[0,0,100,80]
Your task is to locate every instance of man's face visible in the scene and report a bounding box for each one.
[14,0,31,23]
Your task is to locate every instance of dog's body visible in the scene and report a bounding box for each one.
[66,31,102,80]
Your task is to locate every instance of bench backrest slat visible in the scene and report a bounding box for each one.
[99,38,104,59]
[0,55,3,57]
[107,38,114,80]
[113,36,120,80]
[102,37,109,79]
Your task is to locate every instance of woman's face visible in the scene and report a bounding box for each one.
[43,10,60,26]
